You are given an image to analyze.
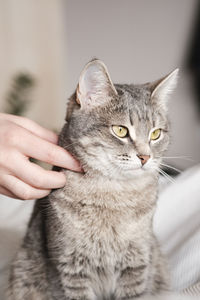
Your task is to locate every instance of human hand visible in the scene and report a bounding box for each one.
[0,113,81,200]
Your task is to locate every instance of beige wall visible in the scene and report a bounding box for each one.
[0,0,67,130]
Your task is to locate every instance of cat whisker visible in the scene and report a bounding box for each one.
[63,141,80,150]
[159,163,182,174]
[161,156,194,162]
[154,167,175,184]
[160,168,175,184]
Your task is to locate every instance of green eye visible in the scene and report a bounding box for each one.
[112,125,128,138]
[150,129,161,141]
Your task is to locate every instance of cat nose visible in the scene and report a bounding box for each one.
[137,154,150,165]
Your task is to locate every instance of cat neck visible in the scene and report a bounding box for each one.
[64,168,158,192]
[51,169,159,211]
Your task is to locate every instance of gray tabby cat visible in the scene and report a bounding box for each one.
[8,59,179,300]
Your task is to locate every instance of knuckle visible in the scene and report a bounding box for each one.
[6,128,19,146]
[0,150,19,170]
[0,150,8,165]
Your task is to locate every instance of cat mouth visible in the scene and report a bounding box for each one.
[120,166,145,172]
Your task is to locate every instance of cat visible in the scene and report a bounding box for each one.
[8,59,180,300]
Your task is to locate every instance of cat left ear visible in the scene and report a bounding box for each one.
[150,69,179,110]
[76,59,117,108]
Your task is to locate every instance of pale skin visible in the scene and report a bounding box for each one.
[0,113,82,200]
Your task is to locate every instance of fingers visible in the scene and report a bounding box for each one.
[0,114,82,200]
[0,150,66,200]
[0,115,81,172]
[0,186,18,199]
[0,113,58,144]
[0,174,51,200]
[12,154,67,189]
[16,129,82,172]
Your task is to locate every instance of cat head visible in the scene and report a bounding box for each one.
[64,59,178,180]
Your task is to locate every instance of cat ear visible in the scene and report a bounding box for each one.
[76,59,117,108]
[150,69,179,110]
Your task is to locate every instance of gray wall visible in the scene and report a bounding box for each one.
[64,0,199,170]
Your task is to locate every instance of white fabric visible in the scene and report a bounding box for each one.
[0,197,34,298]
[0,166,200,299]
[154,165,200,291]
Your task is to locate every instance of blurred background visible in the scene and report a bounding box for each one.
[0,2,200,297]
[0,0,199,171]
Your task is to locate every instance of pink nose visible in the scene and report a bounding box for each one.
[137,155,150,165]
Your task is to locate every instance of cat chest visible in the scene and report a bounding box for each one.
[59,204,148,266]
[54,201,153,298]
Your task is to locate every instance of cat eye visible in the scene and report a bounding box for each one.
[150,129,161,141]
[112,125,129,138]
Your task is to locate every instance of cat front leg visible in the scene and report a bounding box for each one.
[7,287,49,300]
[58,270,96,300]
[114,264,149,299]
[62,282,95,300]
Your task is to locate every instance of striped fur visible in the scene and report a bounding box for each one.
[8,60,179,299]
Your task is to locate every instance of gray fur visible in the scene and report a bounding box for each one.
[8,60,178,299]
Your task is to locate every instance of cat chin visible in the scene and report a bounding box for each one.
[122,167,145,177]
[126,170,155,180]
[109,166,156,181]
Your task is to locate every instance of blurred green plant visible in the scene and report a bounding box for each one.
[5,73,34,116]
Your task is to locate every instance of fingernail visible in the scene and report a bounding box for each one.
[62,151,83,173]
[72,160,84,173]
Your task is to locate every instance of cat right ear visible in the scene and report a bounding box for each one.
[150,69,179,110]
[76,59,117,109]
